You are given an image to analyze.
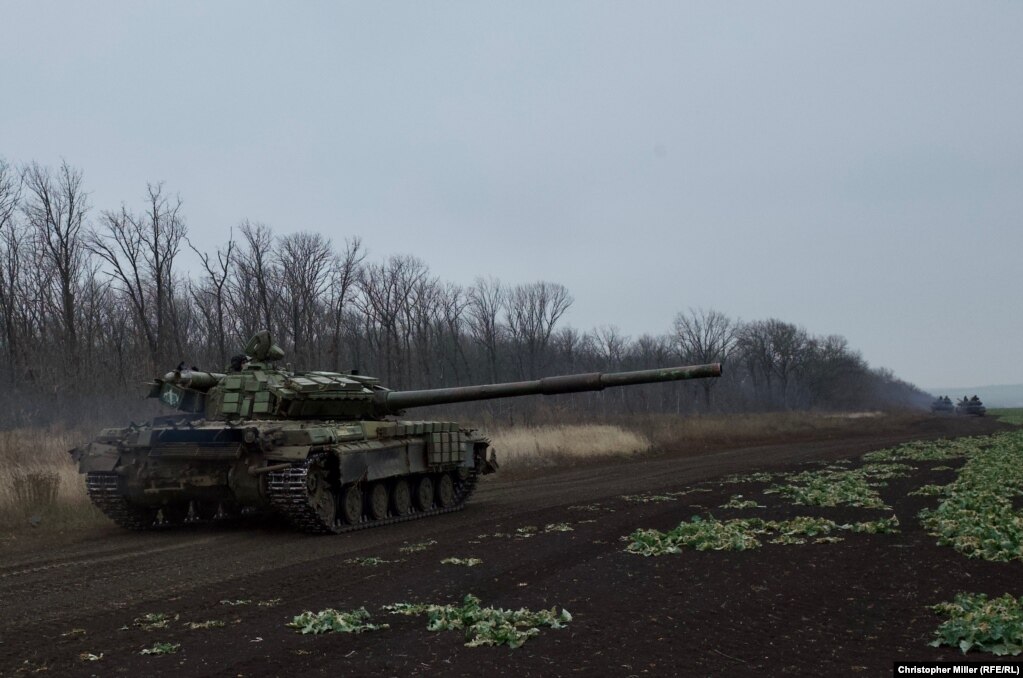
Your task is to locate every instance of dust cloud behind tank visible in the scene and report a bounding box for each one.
[71,331,722,534]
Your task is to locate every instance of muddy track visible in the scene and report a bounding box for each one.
[0,415,1011,677]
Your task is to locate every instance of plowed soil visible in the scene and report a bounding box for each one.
[1,415,1017,677]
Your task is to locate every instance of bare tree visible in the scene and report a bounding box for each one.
[505,281,573,378]
[327,237,365,371]
[189,230,236,367]
[89,183,186,368]
[465,277,504,382]
[276,231,334,365]
[356,255,430,386]
[593,324,629,369]
[0,160,22,376]
[233,220,280,337]
[673,307,736,408]
[434,281,469,384]
[0,159,18,233]
[21,161,90,366]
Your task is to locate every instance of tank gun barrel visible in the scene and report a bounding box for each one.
[375,362,722,414]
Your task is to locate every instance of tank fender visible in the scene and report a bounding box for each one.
[338,442,425,483]
[71,442,120,473]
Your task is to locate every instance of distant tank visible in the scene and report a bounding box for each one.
[955,395,987,417]
[71,331,722,534]
[931,395,954,413]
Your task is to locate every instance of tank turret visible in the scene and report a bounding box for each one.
[150,330,722,421]
[73,331,723,535]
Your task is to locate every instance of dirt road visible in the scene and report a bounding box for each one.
[0,415,1013,677]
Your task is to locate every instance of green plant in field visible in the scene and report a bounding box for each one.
[721,471,779,484]
[287,608,389,635]
[78,652,103,661]
[544,522,573,532]
[219,599,252,606]
[399,539,437,553]
[515,526,538,537]
[383,594,571,648]
[620,493,676,503]
[441,557,483,567]
[863,438,979,463]
[932,465,956,471]
[626,516,767,554]
[931,592,1023,655]
[917,431,1023,562]
[567,503,609,511]
[345,556,396,566]
[769,534,807,545]
[133,613,178,630]
[140,642,180,656]
[258,598,282,607]
[990,408,1023,426]
[860,462,916,479]
[765,467,889,509]
[776,516,844,537]
[184,620,225,630]
[847,516,900,534]
[721,495,762,509]
[909,484,948,497]
[625,514,899,556]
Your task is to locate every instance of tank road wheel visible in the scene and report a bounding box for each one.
[305,460,338,528]
[339,484,363,525]
[158,504,189,527]
[391,479,412,516]
[413,475,434,511]
[436,474,456,508]
[367,482,389,521]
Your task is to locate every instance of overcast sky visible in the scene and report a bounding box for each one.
[1,2,1020,389]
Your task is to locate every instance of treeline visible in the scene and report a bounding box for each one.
[0,159,926,426]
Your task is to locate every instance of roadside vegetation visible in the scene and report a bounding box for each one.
[0,427,103,532]
[287,608,388,635]
[384,594,571,648]
[618,426,1023,657]
[990,408,1023,426]
[489,410,929,471]
[918,431,1023,562]
[931,593,1023,656]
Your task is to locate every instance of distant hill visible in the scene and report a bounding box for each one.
[924,384,1023,408]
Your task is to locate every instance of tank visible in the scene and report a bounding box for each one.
[930,395,954,413]
[955,395,986,417]
[71,331,722,534]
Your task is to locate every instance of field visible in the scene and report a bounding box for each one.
[0,412,1020,676]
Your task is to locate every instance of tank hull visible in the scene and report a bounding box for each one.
[73,416,494,533]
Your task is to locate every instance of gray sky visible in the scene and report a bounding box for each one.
[2,1,1021,388]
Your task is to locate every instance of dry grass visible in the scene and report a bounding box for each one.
[487,411,927,472]
[636,410,923,452]
[0,427,104,532]
[488,424,652,469]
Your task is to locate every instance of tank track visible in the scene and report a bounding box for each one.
[267,455,481,534]
[85,472,159,531]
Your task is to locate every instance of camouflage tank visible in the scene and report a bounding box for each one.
[930,395,954,413]
[71,331,722,534]
[955,395,986,417]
